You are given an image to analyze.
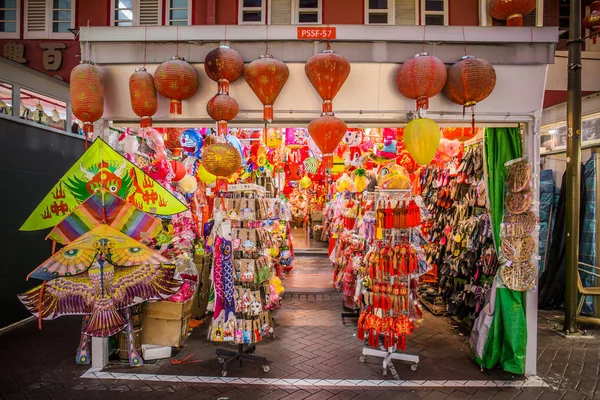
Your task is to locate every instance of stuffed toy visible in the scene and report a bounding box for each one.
[343,129,365,171]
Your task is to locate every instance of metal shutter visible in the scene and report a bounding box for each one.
[26,0,47,35]
[138,0,160,25]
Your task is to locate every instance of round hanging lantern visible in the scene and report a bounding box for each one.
[170,160,187,182]
[207,94,239,136]
[202,143,242,177]
[70,61,104,134]
[489,0,536,26]
[403,118,440,166]
[584,1,600,44]
[204,45,244,93]
[305,49,351,114]
[396,53,447,111]
[308,115,348,169]
[154,56,199,115]
[245,55,289,122]
[442,127,480,142]
[129,67,158,128]
[444,56,496,109]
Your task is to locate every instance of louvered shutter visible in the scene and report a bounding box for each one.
[25,0,48,39]
[138,0,161,26]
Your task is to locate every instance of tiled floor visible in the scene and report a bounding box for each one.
[1,255,599,399]
[283,256,334,291]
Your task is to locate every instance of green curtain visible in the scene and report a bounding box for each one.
[480,127,527,374]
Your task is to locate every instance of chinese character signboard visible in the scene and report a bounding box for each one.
[0,40,78,82]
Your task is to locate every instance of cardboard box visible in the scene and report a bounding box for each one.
[142,344,172,360]
[141,299,193,347]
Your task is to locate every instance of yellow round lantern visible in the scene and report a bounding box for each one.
[202,143,242,177]
[403,118,440,165]
[197,164,217,184]
[300,175,311,189]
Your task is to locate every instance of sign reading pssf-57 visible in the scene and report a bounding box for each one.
[297,27,336,40]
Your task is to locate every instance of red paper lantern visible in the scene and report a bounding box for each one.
[170,160,187,182]
[305,49,351,114]
[154,57,199,115]
[396,53,447,111]
[207,94,239,136]
[70,61,104,134]
[164,127,184,149]
[442,127,480,142]
[445,56,496,109]
[129,67,158,128]
[489,0,536,26]
[308,115,348,169]
[204,45,244,93]
[584,1,600,44]
[245,55,289,122]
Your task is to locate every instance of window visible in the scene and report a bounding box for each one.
[20,87,68,131]
[239,0,265,24]
[0,0,19,39]
[366,0,394,24]
[168,0,190,25]
[112,0,162,26]
[421,0,447,26]
[24,0,75,39]
[294,0,321,24]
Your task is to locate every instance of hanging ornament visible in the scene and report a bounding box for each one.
[204,45,244,93]
[396,53,447,112]
[489,0,536,26]
[305,49,351,114]
[70,61,104,134]
[444,56,496,129]
[584,1,600,44]
[442,127,480,142]
[154,57,199,115]
[207,94,239,136]
[197,164,217,184]
[308,115,348,170]
[245,55,289,122]
[266,128,283,149]
[129,67,158,128]
[299,175,312,189]
[170,160,187,182]
[202,143,242,178]
[403,118,440,166]
[396,150,419,173]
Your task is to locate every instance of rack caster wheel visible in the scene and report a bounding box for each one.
[217,356,225,364]
[411,364,418,371]
[359,355,366,363]
[221,370,228,377]
[262,365,270,372]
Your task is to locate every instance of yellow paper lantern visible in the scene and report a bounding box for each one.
[300,175,311,189]
[202,143,242,177]
[197,164,217,184]
[403,118,440,165]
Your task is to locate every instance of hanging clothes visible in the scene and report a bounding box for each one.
[538,169,557,276]
[579,156,597,314]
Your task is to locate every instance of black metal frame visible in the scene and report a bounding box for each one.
[216,344,268,375]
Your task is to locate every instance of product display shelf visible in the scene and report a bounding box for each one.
[359,188,423,375]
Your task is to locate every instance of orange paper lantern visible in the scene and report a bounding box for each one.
[444,56,496,109]
[305,49,351,114]
[584,1,600,44]
[170,160,187,182]
[204,45,244,93]
[70,61,104,134]
[308,115,348,169]
[442,127,480,142]
[154,57,199,115]
[129,67,158,128]
[489,0,536,26]
[207,94,239,136]
[396,53,447,111]
[245,55,289,122]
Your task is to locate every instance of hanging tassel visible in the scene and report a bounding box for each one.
[264,105,273,122]
[218,120,228,136]
[170,99,182,115]
[140,116,152,128]
[218,79,230,94]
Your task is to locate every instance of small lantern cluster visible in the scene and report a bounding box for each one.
[305,49,351,170]
[204,45,243,136]
[70,61,104,135]
[489,0,536,26]
[154,56,199,115]
[584,1,600,44]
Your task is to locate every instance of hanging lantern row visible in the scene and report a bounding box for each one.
[204,45,243,136]
[584,1,600,44]
[70,61,104,134]
[489,0,536,26]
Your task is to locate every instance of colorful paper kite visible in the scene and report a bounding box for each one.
[29,224,171,281]
[47,189,162,245]
[21,137,188,231]
[19,260,182,337]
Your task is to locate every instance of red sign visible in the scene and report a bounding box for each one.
[297,27,336,40]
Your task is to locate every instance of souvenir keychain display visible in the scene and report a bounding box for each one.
[208,184,287,376]
[419,143,498,325]
[354,189,429,375]
[499,159,537,292]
